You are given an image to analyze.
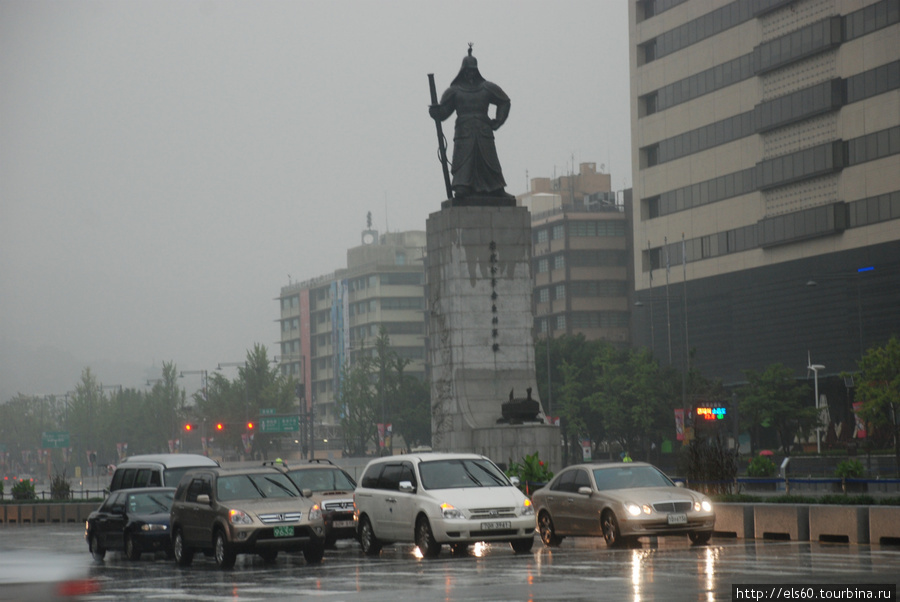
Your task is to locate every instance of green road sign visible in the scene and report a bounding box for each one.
[41,431,71,448]
[260,416,299,433]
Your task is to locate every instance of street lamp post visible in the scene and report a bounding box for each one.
[808,359,825,455]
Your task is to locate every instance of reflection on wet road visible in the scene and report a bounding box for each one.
[6,525,899,601]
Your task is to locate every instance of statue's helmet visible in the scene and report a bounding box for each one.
[452,45,485,86]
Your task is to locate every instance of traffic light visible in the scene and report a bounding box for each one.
[184,423,196,432]
[247,421,255,430]
[215,422,225,431]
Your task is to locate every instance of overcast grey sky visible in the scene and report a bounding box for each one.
[0,0,631,400]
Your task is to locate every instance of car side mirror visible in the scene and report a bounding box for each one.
[675,481,684,488]
[302,489,313,498]
[399,480,416,494]
[196,494,211,504]
[577,486,592,496]
[509,476,521,487]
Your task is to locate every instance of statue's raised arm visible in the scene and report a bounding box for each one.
[428,45,514,201]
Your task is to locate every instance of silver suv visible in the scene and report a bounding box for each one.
[354,453,535,558]
[169,466,326,569]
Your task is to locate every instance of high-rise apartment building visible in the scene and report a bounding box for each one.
[277,230,427,448]
[628,0,900,388]
[519,162,632,345]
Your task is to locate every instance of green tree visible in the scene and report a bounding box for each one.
[393,375,432,452]
[338,355,378,456]
[739,363,815,455]
[852,336,900,475]
[589,345,669,458]
[195,345,294,460]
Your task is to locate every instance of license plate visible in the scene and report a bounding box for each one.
[273,526,294,537]
[333,520,355,528]
[667,513,687,525]
[480,521,511,530]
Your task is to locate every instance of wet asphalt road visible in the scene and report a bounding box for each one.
[2,524,899,601]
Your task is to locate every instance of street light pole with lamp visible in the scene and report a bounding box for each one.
[807,355,825,455]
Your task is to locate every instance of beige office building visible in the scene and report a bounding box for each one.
[518,162,632,345]
[277,230,427,450]
[628,0,900,391]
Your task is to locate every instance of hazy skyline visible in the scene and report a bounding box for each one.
[1,1,632,400]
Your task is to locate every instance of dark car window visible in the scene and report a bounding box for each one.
[288,467,356,492]
[120,468,137,489]
[376,464,404,491]
[419,459,509,490]
[360,464,383,489]
[551,470,576,493]
[109,492,127,514]
[573,469,591,491]
[185,476,212,503]
[127,490,174,514]
[100,491,123,512]
[134,469,152,488]
[217,473,299,502]
[592,466,674,491]
[110,470,125,491]
[165,467,199,488]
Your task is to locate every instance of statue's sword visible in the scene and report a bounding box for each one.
[428,73,453,200]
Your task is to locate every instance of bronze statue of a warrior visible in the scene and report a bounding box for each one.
[429,46,513,200]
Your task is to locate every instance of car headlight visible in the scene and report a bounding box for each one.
[701,499,712,512]
[308,504,322,521]
[441,503,464,519]
[522,498,534,516]
[625,502,642,517]
[141,523,168,532]
[229,509,253,525]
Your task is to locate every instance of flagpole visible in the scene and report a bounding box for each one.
[682,233,689,370]
[665,236,672,365]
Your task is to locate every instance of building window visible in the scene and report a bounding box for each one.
[538,288,550,303]
[553,255,566,270]
[537,258,549,273]
[552,225,565,240]
[535,229,548,243]
[555,284,566,300]
[555,315,566,331]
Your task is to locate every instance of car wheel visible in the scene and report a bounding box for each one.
[359,516,382,556]
[125,534,141,561]
[259,550,278,564]
[689,530,712,545]
[89,532,106,561]
[602,511,624,548]
[538,512,563,547]
[214,530,236,570]
[510,537,534,554]
[173,529,193,567]
[415,516,441,559]
[303,540,325,564]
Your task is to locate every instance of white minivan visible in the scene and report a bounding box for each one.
[354,452,535,558]
[109,454,219,492]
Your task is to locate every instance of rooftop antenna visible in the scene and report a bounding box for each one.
[384,192,390,233]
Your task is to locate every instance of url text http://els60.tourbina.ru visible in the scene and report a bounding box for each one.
[732,584,896,601]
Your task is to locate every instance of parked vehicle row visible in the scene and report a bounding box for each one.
[85,453,716,570]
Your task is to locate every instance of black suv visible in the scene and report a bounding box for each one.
[169,466,326,569]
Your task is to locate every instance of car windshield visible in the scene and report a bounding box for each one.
[288,468,356,492]
[592,466,674,491]
[217,473,300,501]
[127,491,174,514]
[419,459,510,490]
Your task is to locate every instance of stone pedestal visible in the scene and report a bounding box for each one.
[426,202,561,471]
